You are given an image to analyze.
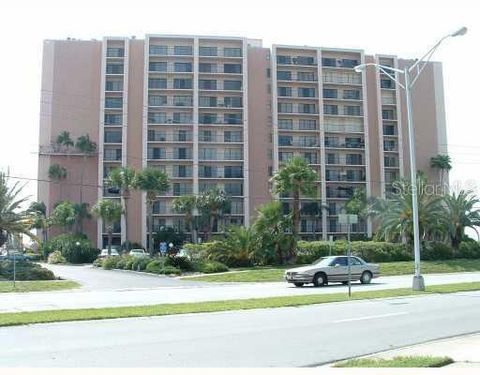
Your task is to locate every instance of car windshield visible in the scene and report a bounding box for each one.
[312,257,334,266]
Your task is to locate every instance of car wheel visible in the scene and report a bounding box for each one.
[313,273,326,287]
[294,282,304,287]
[360,271,372,284]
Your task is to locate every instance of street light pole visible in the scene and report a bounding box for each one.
[354,27,467,291]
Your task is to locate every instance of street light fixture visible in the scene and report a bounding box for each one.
[354,27,467,291]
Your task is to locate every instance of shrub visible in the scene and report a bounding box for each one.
[124,256,137,270]
[47,251,67,264]
[201,261,229,274]
[102,256,120,270]
[145,259,166,274]
[0,260,55,281]
[131,257,152,271]
[164,256,194,271]
[44,234,99,264]
[458,241,480,259]
[115,255,133,270]
[158,266,182,275]
[422,242,454,260]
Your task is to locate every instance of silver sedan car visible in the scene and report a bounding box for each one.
[285,256,379,287]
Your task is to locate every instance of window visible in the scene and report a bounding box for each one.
[199,130,214,142]
[279,135,293,146]
[324,104,338,115]
[173,183,192,196]
[173,112,192,124]
[229,200,244,215]
[299,119,317,130]
[199,96,217,107]
[383,124,396,136]
[381,79,394,89]
[176,130,189,142]
[224,131,242,142]
[174,46,192,55]
[148,78,167,89]
[199,165,214,178]
[223,80,242,91]
[104,114,122,125]
[174,79,192,89]
[331,257,348,266]
[104,148,122,161]
[224,97,242,108]
[148,112,167,124]
[224,64,242,74]
[173,95,193,106]
[340,59,359,68]
[174,62,192,72]
[174,165,191,178]
[174,147,190,159]
[343,90,361,100]
[326,153,338,164]
[199,63,217,73]
[199,148,217,160]
[322,57,336,67]
[149,45,168,55]
[278,119,293,130]
[199,113,217,124]
[106,47,124,57]
[149,62,167,72]
[224,47,242,57]
[105,97,122,109]
[104,131,122,143]
[297,71,316,81]
[294,56,315,65]
[225,183,243,196]
[298,87,316,97]
[346,137,363,148]
[224,148,242,160]
[323,88,338,98]
[346,154,363,165]
[276,55,292,64]
[147,147,165,159]
[298,103,316,114]
[384,155,398,167]
[199,80,217,90]
[277,71,292,81]
[199,46,218,56]
[382,109,396,120]
[224,113,242,125]
[106,63,123,74]
[384,140,397,151]
[279,152,293,162]
[344,106,361,116]
[105,80,123,91]
[224,166,243,178]
[278,103,293,113]
[148,130,166,141]
[278,87,292,97]
[148,95,167,106]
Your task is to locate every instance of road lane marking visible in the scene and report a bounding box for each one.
[333,311,409,323]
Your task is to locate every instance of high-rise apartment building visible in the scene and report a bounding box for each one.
[37,34,446,248]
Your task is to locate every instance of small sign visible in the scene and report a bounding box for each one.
[338,214,358,225]
[160,242,168,255]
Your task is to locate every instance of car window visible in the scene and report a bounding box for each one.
[330,257,348,266]
[350,257,362,266]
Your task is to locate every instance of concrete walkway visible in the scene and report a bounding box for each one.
[327,332,480,368]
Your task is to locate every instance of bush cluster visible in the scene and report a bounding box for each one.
[47,251,67,264]
[0,260,55,281]
[44,234,99,264]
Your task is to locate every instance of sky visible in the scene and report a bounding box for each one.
[0,0,478,203]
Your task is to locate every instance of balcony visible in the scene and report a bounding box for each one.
[147,131,193,142]
[324,124,364,133]
[325,141,365,149]
[198,151,243,161]
[149,45,193,57]
[322,58,360,69]
[326,155,363,166]
[199,135,243,143]
[147,150,193,160]
[326,172,366,182]
[323,74,362,85]
[106,47,125,58]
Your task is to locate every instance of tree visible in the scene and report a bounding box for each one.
[0,172,35,247]
[75,134,97,204]
[369,173,446,243]
[172,195,198,241]
[253,201,294,264]
[55,131,74,152]
[222,225,256,266]
[105,167,137,248]
[430,154,452,192]
[197,187,230,240]
[300,201,324,240]
[28,201,50,258]
[271,157,318,258]
[73,202,91,235]
[50,201,77,233]
[135,168,170,255]
[48,164,67,200]
[443,190,480,250]
[91,199,123,255]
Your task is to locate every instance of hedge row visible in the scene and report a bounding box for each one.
[94,255,228,275]
[0,260,55,281]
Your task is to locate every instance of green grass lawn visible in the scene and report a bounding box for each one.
[0,281,479,327]
[0,280,80,293]
[334,356,454,368]
[183,259,480,282]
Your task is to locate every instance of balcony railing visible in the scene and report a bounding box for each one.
[325,141,365,149]
[147,133,193,142]
[323,74,362,85]
[324,124,364,133]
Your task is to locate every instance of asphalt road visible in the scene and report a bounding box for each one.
[1,290,479,366]
[2,265,480,313]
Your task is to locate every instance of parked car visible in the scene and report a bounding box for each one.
[0,250,28,261]
[98,249,120,258]
[285,256,379,287]
[129,249,148,258]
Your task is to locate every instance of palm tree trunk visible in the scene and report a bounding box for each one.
[123,196,129,248]
[148,202,154,255]
[107,227,113,256]
[290,189,300,263]
[80,155,86,204]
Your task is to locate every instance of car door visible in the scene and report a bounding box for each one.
[328,256,348,282]
[349,257,364,281]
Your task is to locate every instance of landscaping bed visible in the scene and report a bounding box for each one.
[334,356,454,368]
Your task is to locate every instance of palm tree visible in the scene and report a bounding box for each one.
[0,172,35,247]
[50,200,77,233]
[369,173,446,243]
[271,156,318,256]
[48,164,67,200]
[300,201,324,240]
[55,131,74,152]
[430,154,452,192]
[197,187,230,240]
[222,225,256,266]
[172,195,198,242]
[105,167,137,248]
[443,190,480,250]
[28,201,50,257]
[92,199,123,256]
[135,168,170,255]
[73,202,91,235]
[75,134,97,204]
[253,201,293,264]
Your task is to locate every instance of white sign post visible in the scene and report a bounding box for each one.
[338,214,358,297]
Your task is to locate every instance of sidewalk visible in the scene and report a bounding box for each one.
[326,332,480,368]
